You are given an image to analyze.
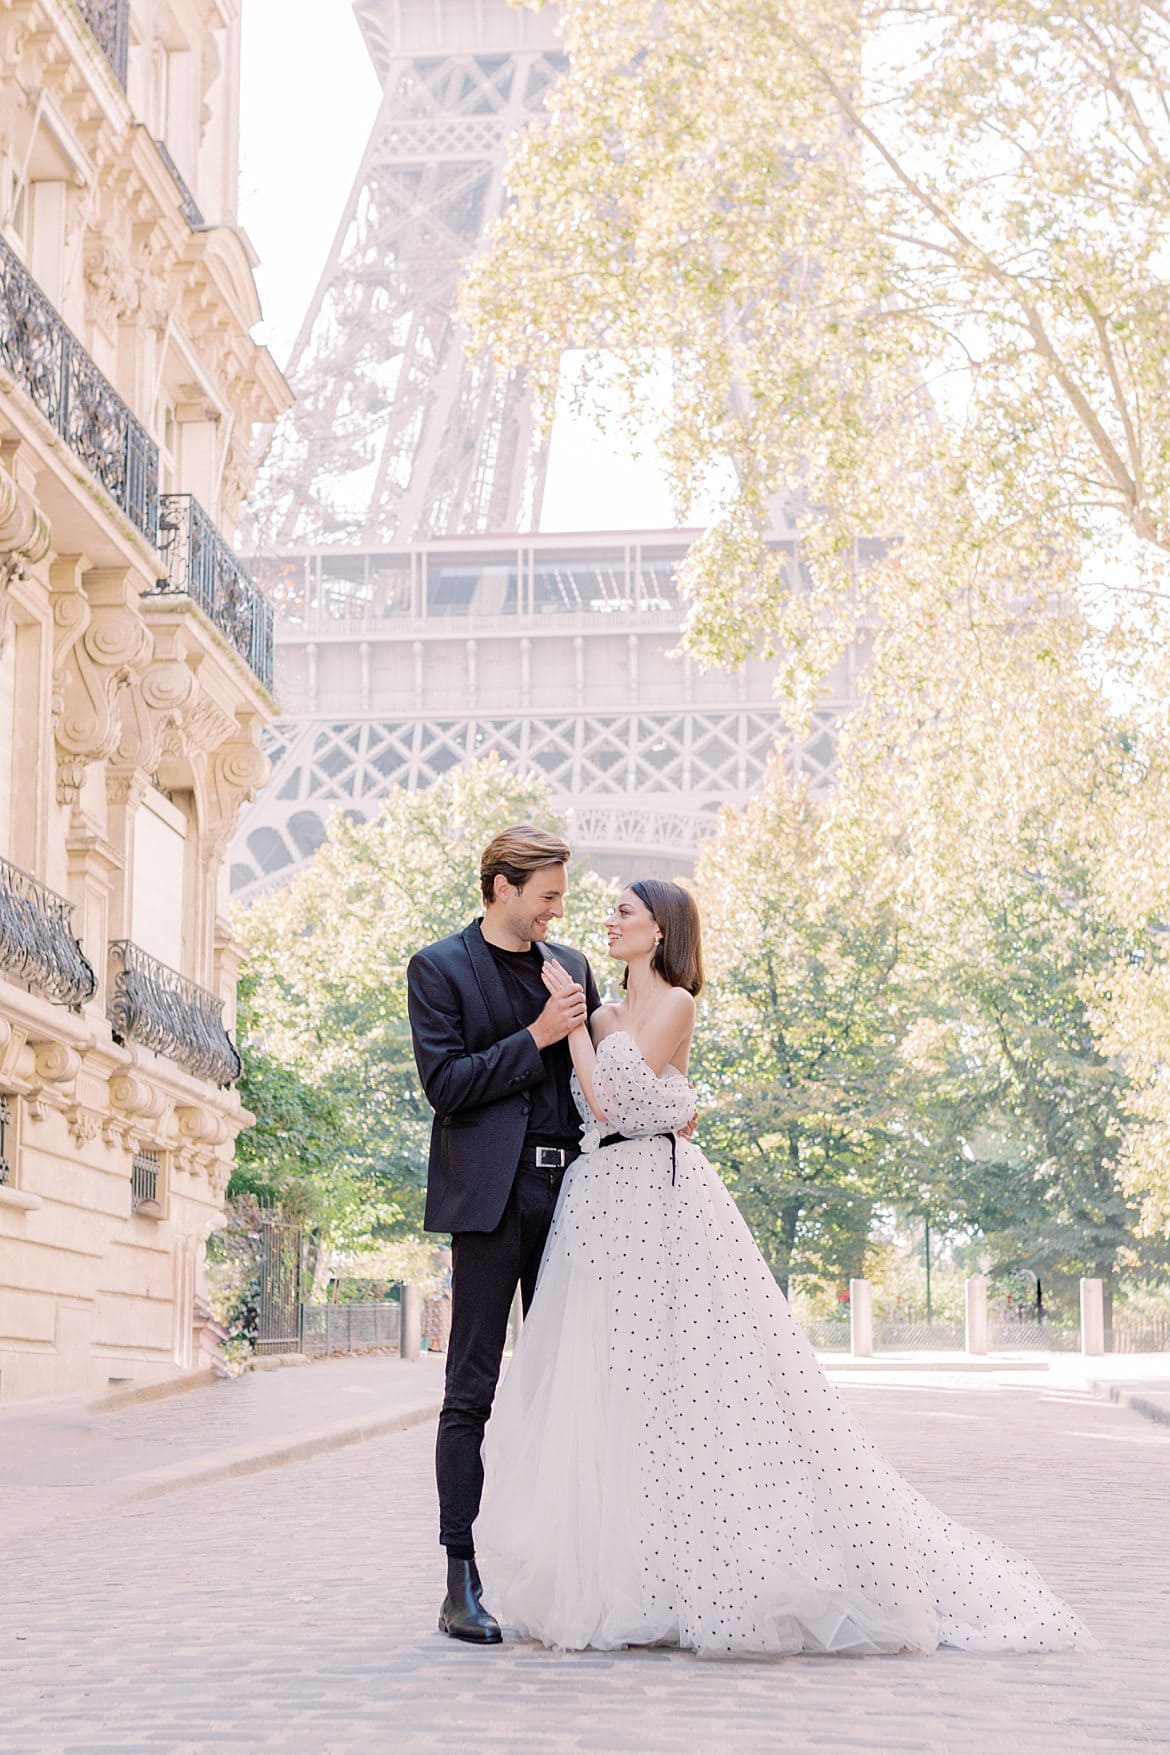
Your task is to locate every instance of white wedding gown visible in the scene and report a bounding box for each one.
[475,1031,1089,1657]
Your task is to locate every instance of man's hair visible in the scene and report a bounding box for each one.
[480,824,572,906]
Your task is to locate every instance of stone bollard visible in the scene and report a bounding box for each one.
[849,1278,874,1358]
[1079,1277,1105,1356]
[400,1282,421,1361]
[965,1275,989,1355]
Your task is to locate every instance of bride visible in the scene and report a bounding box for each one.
[475,878,1089,1658]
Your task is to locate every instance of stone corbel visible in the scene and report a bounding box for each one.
[0,1017,27,1086]
[108,1072,171,1152]
[176,1103,229,1146]
[26,1040,82,1121]
[0,455,52,655]
[52,563,152,805]
[111,625,197,783]
[83,236,140,337]
[205,714,271,858]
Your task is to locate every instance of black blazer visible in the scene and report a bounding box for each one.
[407,920,601,1234]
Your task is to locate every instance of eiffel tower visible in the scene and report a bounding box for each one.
[231,0,843,901]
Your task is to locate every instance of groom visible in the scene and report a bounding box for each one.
[407,824,602,1645]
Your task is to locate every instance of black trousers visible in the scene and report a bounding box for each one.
[436,1165,565,1552]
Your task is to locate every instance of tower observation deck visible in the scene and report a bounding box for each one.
[231,0,845,901]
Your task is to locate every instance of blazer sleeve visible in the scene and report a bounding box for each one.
[407,948,545,1116]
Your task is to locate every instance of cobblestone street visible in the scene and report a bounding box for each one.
[1,1374,1167,1753]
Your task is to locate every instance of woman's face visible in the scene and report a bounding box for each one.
[605,887,658,963]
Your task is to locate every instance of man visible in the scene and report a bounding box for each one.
[407,825,602,1645]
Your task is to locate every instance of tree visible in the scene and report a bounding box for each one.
[465,0,1170,1233]
[467,2,1170,693]
[691,762,927,1297]
[235,758,613,1250]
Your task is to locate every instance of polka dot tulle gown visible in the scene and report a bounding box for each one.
[475,1032,1090,1657]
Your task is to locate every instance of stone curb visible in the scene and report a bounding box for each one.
[1098,1383,1170,1429]
[115,1395,444,1505]
[91,1366,222,1413]
[821,1356,1043,1373]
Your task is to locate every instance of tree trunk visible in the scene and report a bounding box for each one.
[775,1199,801,1299]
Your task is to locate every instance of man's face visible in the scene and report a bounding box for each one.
[495,864,567,944]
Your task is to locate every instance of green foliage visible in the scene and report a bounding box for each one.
[693,764,921,1296]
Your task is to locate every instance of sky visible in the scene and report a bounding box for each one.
[236,0,682,532]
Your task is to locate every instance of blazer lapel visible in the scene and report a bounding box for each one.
[461,919,519,1041]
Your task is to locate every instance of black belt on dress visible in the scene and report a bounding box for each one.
[599,1130,678,1185]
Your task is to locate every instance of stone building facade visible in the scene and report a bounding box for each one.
[0,0,288,1401]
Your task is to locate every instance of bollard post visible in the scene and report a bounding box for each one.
[401,1282,421,1361]
[1079,1277,1105,1356]
[965,1275,989,1355]
[849,1278,874,1358]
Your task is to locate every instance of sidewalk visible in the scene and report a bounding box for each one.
[2,1367,1168,1751]
[3,1346,1167,1547]
[822,1350,1170,1427]
[0,1350,446,1539]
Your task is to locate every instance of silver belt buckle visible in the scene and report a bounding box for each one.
[535,1145,565,1170]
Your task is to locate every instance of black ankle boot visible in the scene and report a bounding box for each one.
[438,1557,502,1645]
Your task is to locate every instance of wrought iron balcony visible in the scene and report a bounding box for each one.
[155,494,275,691]
[107,941,242,1087]
[0,235,158,543]
[75,1,130,87]
[0,856,97,1010]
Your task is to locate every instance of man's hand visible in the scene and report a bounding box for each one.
[530,960,587,1048]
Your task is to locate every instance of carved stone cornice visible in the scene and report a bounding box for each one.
[52,563,151,804]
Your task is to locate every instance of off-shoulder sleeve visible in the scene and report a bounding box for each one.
[592,1032,694,1136]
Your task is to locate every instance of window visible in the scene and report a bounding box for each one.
[0,1093,13,1187]
[131,787,187,971]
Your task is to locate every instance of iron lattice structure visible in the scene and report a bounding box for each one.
[234,2,847,900]
[253,0,561,549]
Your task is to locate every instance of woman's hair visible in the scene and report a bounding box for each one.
[480,823,572,905]
[626,878,704,996]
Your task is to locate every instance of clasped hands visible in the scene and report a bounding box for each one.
[528,956,588,1048]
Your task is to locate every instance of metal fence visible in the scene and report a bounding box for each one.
[991,1320,1080,1352]
[1107,1319,1170,1354]
[801,1315,1087,1352]
[301,1302,401,1358]
[255,1217,304,1355]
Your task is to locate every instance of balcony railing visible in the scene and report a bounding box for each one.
[154,138,205,230]
[155,495,275,691]
[0,856,97,1009]
[0,235,158,543]
[75,0,130,87]
[107,940,242,1087]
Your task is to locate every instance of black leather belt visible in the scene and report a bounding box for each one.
[517,1143,579,1172]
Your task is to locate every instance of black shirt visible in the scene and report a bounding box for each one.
[487,942,591,1145]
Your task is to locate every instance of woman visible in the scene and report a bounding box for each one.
[475,879,1089,1657]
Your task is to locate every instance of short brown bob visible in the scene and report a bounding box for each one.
[626,877,704,996]
[480,823,572,905]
